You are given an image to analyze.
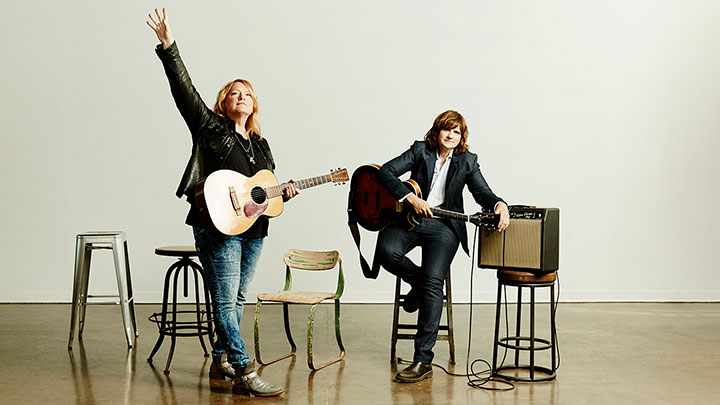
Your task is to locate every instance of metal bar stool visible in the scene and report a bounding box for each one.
[147,246,214,374]
[68,231,138,349]
[492,270,558,382]
[390,271,455,364]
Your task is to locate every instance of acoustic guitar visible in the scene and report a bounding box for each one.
[195,168,349,235]
[348,164,499,231]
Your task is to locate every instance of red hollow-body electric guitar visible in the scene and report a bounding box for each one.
[348,164,499,231]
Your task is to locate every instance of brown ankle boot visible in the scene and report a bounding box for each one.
[231,361,284,397]
[209,353,236,381]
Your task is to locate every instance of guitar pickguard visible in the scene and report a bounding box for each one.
[243,201,268,219]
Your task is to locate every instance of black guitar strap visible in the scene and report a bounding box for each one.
[347,192,381,279]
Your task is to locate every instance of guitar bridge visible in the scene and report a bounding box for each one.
[229,186,242,216]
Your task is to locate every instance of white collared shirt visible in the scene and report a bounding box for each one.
[400,151,453,207]
[426,151,452,208]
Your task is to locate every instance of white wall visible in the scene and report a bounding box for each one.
[1,0,719,303]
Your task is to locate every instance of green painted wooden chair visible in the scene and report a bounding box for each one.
[254,249,346,370]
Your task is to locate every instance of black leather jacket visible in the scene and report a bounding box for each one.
[155,42,275,201]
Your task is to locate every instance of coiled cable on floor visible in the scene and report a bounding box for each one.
[398,225,513,390]
[463,224,514,390]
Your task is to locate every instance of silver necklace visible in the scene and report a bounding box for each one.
[234,132,255,164]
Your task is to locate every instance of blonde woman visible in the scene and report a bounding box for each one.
[147,8,296,397]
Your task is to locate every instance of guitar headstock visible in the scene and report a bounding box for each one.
[469,212,500,230]
[330,168,349,184]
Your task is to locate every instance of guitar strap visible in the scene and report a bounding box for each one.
[347,192,381,279]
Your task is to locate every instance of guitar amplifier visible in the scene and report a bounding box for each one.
[478,207,559,273]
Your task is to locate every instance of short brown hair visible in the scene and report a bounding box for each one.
[423,110,469,154]
[213,79,262,139]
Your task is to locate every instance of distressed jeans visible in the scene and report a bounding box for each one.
[375,218,459,364]
[193,226,264,367]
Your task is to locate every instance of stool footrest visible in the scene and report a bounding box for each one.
[494,365,556,382]
[498,336,552,351]
[396,324,449,331]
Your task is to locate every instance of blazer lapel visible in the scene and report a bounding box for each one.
[444,155,460,199]
[422,150,436,198]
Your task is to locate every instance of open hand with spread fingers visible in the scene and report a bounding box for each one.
[146,8,174,49]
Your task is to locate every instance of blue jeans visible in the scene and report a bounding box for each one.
[376,218,459,364]
[193,226,264,367]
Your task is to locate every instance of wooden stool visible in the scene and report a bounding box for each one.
[68,231,137,349]
[390,271,455,364]
[492,270,557,382]
[147,246,214,374]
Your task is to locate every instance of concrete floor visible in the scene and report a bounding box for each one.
[1,302,719,404]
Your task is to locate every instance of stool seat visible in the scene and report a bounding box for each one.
[498,270,557,284]
[155,246,198,257]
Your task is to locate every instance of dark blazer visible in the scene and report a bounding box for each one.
[378,140,504,254]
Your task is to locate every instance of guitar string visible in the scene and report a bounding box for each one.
[230,176,333,199]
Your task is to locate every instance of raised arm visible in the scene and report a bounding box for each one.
[147,8,214,140]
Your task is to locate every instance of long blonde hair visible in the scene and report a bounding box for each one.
[213,79,262,139]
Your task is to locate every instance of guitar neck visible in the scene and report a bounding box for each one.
[265,174,334,198]
[430,207,471,223]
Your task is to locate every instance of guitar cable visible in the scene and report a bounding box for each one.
[397,224,514,390]
[396,221,562,390]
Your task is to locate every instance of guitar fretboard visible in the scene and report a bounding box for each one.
[430,207,471,222]
[265,174,333,198]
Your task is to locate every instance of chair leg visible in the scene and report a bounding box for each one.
[390,277,401,364]
[491,280,503,375]
[307,301,345,371]
[334,299,346,357]
[123,240,139,338]
[147,261,176,364]
[161,267,183,374]
[190,264,209,357]
[255,301,297,365]
[445,273,456,365]
[551,283,557,372]
[77,248,92,339]
[68,239,87,350]
[112,238,134,348]
[514,286,523,367]
[530,286,536,380]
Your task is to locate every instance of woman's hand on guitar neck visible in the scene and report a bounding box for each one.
[283,181,300,201]
[406,194,433,218]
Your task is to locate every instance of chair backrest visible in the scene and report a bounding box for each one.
[283,249,340,271]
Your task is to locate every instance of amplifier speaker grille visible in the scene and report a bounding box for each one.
[478,207,559,273]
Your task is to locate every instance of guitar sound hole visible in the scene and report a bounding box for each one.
[250,186,267,204]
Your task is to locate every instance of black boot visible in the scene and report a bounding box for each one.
[232,361,284,397]
[209,353,236,381]
[395,361,433,383]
